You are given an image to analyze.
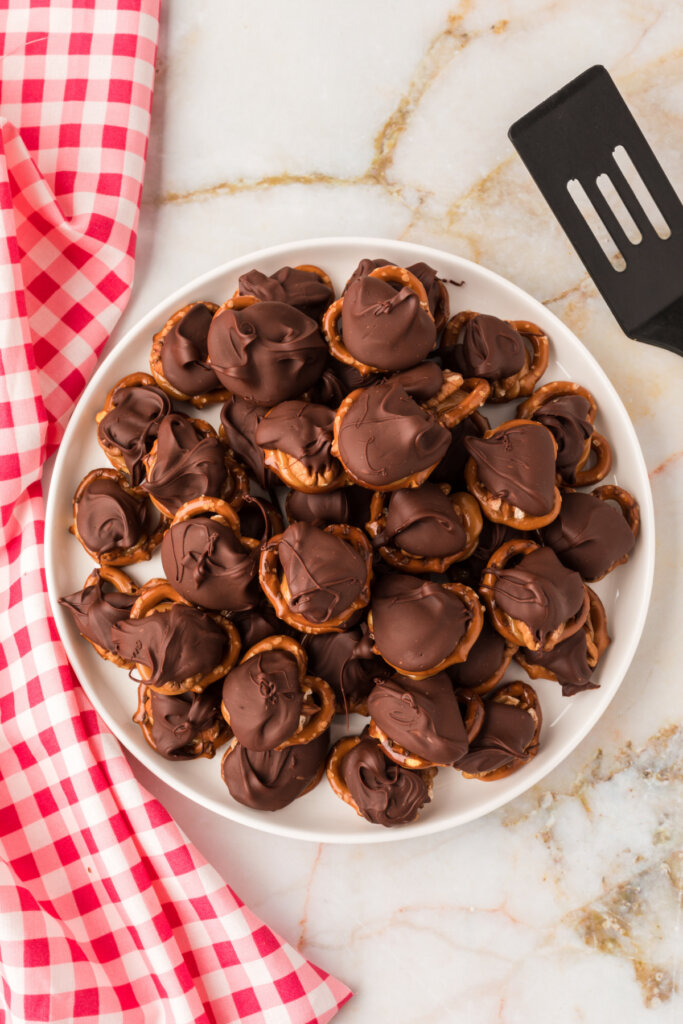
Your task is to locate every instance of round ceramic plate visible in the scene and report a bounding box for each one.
[45,236,654,844]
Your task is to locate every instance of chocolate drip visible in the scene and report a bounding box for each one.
[161,518,258,612]
[112,604,228,687]
[491,546,585,645]
[342,736,430,826]
[465,422,556,515]
[76,476,151,554]
[534,396,593,481]
[368,672,468,764]
[238,266,332,320]
[450,314,526,379]
[337,380,450,488]
[455,702,535,774]
[220,396,271,489]
[59,574,135,652]
[97,385,171,485]
[221,649,303,750]
[306,625,388,711]
[379,483,466,557]
[207,301,327,404]
[286,489,350,526]
[149,683,224,760]
[521,629,597,696]
[222,730,329,810]
[449,618,506,688]
[256,401,336,478]
[541,491,635,580]
[371,574,470,673]
[342,276,436,371]
[160,303,220,396]
[278,522,366,624]
[141,414,228,516]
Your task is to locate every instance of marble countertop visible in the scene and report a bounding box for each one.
[101,1,683,1020]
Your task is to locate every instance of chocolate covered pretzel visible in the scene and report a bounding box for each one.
[71,468,166,566]
[305,623,389,715]
[343,257,450,331]
[448,616,517,696]
[150,301,229,407]
[133,680,230,760]
[59,566,138,668]
[541,486,639,581]
[236,264,333,323]
[96,373,172,485]
[256,400,346,492]
[221,729,330,811]
[454,681,542,780]
[442,312,548,402]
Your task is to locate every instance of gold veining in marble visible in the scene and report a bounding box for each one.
[297,842,323,951]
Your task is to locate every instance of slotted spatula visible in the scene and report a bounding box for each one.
[509,64,683,356]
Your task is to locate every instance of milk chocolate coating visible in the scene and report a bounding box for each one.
[76,476,152,554]
[59,573,136,652]
[534,396,593,482]
[238,266,333,320]
[220,396,272,490]
[234,604,293,649]
[148,683,225,760]
[221,649,303,750]
[344,258,444,321]
[97,385,171,485]
[342,276,436,371]
[277,522,366,625]
[368,672,468,764]
[459,519,522,585]
[389,361,444,402]
[541,490,635,580]
[141,414,229,516]
[306,624,388,711]
[371,573,470,673]
[307,365,346,408]
[491,546,585,645]
[222,730,329,810]
[430,414,487,488]
[286,489,350,526]
[448,618,507,689]
[332,359,381,393]
[455,702,535,774]
[342,736,430,826]
[236,495,281,545]
[111,605,228,688]
[337,381,450,489]
[256,401,336,478]
[378,483,466,558]
[465,422,557,515]
[161,518,258,612]
[450,314,526,380]
[207,301,327,404]
[521,630,597,696]
[160,303,221,396]
[346,486,374,531]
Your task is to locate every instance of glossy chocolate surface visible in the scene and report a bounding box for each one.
[278,522,366,624]
[342,735,430,826]
[450,313,526,379]
[306,625,388,711]
[222,730,329,810]
[97,385,171,485]
[465,422,556,515]
[238,265,332,320]
[221,649,303,750]
[521,629,597,696]
[368,672,468,764]
[141,414,228,516]
[285,489,350,526]
[378,483,466,558]
[430,414,487,488]
[161,517,258,612]
[220,396,271,489]
[534,395,593,482]
[256,401,336,478]
[342,275,436,371]
[59,574,135,652]
[344,258,444,321]
[491,546,585,645]
[449,617,507,688]
[148,683,224,760]
[455,701,535,774]
[76,476,152,554]
[541,490,635,579]
[389,361,444,402]
[160,303,220,396]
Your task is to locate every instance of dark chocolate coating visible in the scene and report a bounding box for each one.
[389,361,444,402]
[234,604,292,649]
[458,519,522,586]
[207,301,327,404]
[342,276,436,371]
[307,365,346,408]
[76,476,152,554]
[465,422,557,516]
[222,729,329,810]
[160,303,221,396]
[111,605,228,687]
[371,573,470,673]
[97,384,171,485]
[220,396,271,490]
[238,266,333,320]
[378,483,466,558]
[148,683,225,760]
[286,489,350,526]
[59,573,136,652]
[430,414,487,488]
[236,495,280,545]
[533,395,593,482]
[277,522,366,625]
[455,701,535,774]
[337,381,450,489]
[141,414,229,516]
[520,629,597,696]
[448,617,507,689]
[541,491,635,580]
[450,314,526,379]
[256,401,336,478]
[368,672,468,764]
[342,736,430,826]
[305,624,388,711]
[221,649,303,750]
[161,517,258,612]
[491,546,585,645]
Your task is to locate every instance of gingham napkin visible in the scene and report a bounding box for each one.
[0,3,351,1021]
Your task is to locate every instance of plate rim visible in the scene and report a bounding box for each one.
[45,235,656,844]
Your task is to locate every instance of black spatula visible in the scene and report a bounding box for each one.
[509,65,683,356]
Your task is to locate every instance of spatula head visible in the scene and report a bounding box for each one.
[509,65,683,355]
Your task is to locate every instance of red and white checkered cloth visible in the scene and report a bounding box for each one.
[0,3,351,1021]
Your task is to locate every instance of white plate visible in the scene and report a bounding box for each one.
[45,236,655,844]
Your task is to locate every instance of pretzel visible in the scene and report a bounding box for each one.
[142,416,248,520]
[71,468,168,566]
[259,406,348,493]
[133,683,231,760]
[322,265,434,375]
[454,689,485,744]
[480,538,590,652]
[443,311,549,402]
[128,579,241,694]
[365,488,483,574]
[587,485,640,578]
[95,372,168,477]
[422,371,491,428]
[457,681,542,781]
[259,524,373,634]
[464,419,562,530]
[515,585,610,683]
[234,263,333,316]
[212,294,260,317]
[220,635,335,749]
[517,379,598,424]
[367,582,484,679]
[231,492,284,549]
[326,734,437,816]
[149,301,231,408]
[74,566,139,668]
[368,718,451,771]
[572,433,613,487]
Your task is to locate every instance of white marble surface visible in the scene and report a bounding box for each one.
[103,1,683,1020]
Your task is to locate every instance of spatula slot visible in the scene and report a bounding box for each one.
[595,173,642,245]
[566,178,626,271]
[612,145,671,240]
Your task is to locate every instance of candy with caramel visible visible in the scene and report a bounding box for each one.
[256,401,336,480]
[160,303,220,396]
[465,421,557,517]
[142,414,229,516]
[221,649,303,751]
[277,522,367,626]
[341,275,436,371]
[76,476,153,556]
[448,618,509,690]
[519,630,597,696]
[368,672,468,765]
[342,735,431,826]
[97,384,171,485]
[377,483,467,558]
[222,730,329,810]
[455,701,536,774]
[161,517,258,612]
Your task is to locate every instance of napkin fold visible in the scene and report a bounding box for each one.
[0,3,351,1021]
